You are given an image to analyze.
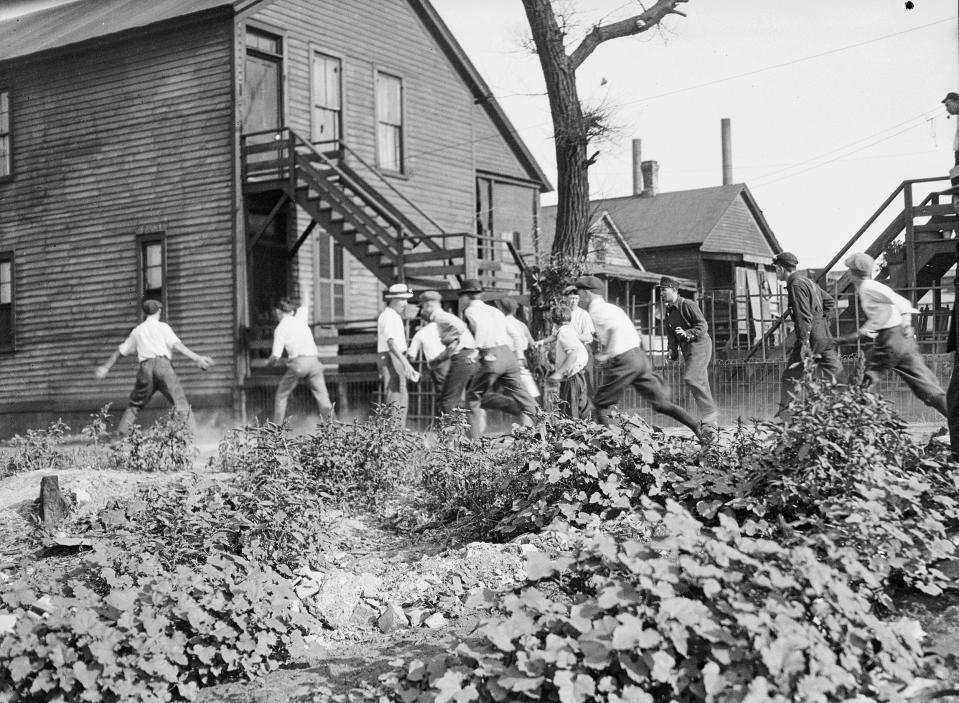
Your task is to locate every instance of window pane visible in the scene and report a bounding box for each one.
[0,91,8,133]
[333,284,345,319]
[0,261,10,305]
[145,243,162,268]
[318,232,331,279]
[377,124,401,171]
[248,28,280,55]
[377,74,402,125]
[0,308,10,346]
[333,242,344,280]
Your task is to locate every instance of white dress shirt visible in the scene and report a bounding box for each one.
[504,316,531,356]
[463,300,512,349]
[587,297,641,357]
[271,306,318,359]
[554,324,588,376]
[430,310,476,350]
[570,306,595,344]
[408,323,445,363]
[377,306,408,353]
[857,279,918,333]
[118,317,181,362]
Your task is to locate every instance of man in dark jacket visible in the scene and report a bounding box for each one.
[661,277,719,433]
[774,252,845,414]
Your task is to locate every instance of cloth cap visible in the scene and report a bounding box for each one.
[418,290,442,303]
[459,278,484,294]
[942,92,959,103]
[384,283,414,300]
[561,285,579,296]
[498,298,518,315]
[844,252,875,276]
[276,298,296,314]
[658,276,678,290]
[772,252,799,267]
[142,299,162,315]
[574,275,604,293]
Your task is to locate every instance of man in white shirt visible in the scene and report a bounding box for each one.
[496,297,539,401]
[839,253,947,416]
[267,298,333,424]
[377,282,416,426]
[575,276,702,439]
[95,299,214,435]
[459,279,537,439]
[549,305,590,419]
[418,290,478,416]
[564,284,596,396]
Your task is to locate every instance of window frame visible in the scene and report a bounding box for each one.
[373,69,406,175]
[0,250,15,352]
[314,230,349,323]
[0,87,12,182]
[136,233,167,320]
[310,46,345,151]
[243,23,287,135]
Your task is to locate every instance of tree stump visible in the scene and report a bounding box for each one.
[38,475,70,527]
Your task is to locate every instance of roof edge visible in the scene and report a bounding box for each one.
[700,183,782,255]
[407,0,553,192]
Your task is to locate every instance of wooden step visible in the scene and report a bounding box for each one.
[914,204,959,218]
[401,248,465,264]
[401,264,465,277]
[914,221,959,234]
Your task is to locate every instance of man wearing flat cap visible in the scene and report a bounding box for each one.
[459,278,537,438]
[840,252,947,418]
[660,277,719,434]
[773,251,845,415]
[417,290,478,417]
[95,299,214,435]
[377,282,417,426]
[575,275,704,439]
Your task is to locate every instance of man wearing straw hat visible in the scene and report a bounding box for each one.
[377,282,417,426]
[459,278,537,439]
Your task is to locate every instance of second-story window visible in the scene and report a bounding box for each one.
[316,231,345,321]
[138,234,165,315]
[0,90,11,179]
[375,72,403,173]
[312,52,342,149]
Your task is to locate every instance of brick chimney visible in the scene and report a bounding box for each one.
[640,160,659,197]
[631,139,644,195]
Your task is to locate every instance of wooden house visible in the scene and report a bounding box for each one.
[0,0,550,434]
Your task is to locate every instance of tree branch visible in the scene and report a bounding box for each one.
[568,0,689,70]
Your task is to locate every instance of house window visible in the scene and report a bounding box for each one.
[375,72,403,172]
[138,234,165,313]
[0,89,10,179]
[0,252,14,351]
[243,28,283,135]
[312,52,342,148]
[316,231,345,321]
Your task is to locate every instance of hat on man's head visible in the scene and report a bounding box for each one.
[418,290,442,303]
[383,283,414,300]
[845,252,875,277]
[772,252,799,268]
[942,92,959,103]
[574,275,604,293]
[142,299,162,315]
[658,276,678,290]
[276,298,296,314]
[498,297,518,315]
[561,285,578,297]
[459,278,484,294]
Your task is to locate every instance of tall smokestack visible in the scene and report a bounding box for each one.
[640,160,659,197]
[631,139,644,196]
[721,118,733,185]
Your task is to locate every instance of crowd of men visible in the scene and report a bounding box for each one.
[94,249,959,455]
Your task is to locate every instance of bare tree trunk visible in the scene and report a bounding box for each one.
[522,0,590,259]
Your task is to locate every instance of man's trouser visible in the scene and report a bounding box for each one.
[465,344,537,438]
[593,347,699,435]
[947,358,959,458]
[274,356,334,424]
[117,357,192,435]
[680,337,718,425]
[779,326,845,412]
[865,326,947,416]
[436,349,477,416]
[559,370,591,419]
[377,351,409,426]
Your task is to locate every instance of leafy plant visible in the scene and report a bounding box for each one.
[112,411,196,473]
[2,419,71,479]
[81,404,113,447]
[394,501,924,703]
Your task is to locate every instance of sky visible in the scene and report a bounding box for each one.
[431,0,959,268]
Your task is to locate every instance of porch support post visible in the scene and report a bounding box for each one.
[288,219,318,261]
[246,193,290,254]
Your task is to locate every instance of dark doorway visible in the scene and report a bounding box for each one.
[247,193,289,342]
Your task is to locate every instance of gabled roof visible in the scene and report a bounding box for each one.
[0,0,551,191]
[541,183,781,257]
[539,209,647,270]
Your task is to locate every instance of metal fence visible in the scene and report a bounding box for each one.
[242,352,954,430]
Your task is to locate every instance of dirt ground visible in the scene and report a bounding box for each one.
[2,425,959,701]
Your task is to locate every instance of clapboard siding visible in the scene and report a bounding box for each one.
[0,16,236,417]
[703,195,775,257]
[472,103,531,180]
[636,246,703,283]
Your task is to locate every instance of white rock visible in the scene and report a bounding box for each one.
[423,612,447,629]
[377,603,409,633]
[0,613,16,634]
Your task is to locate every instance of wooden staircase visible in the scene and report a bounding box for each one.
[241,128,515,292]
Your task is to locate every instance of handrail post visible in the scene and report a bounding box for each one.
[903,182,916,303]
[287,129,296,194]
[397,227,405,283]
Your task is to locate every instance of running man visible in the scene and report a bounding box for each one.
[575,275,703,439]
[417,290,478,416]
[267,298,333,424]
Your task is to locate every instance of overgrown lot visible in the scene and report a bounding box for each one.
[1,379,959,702]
